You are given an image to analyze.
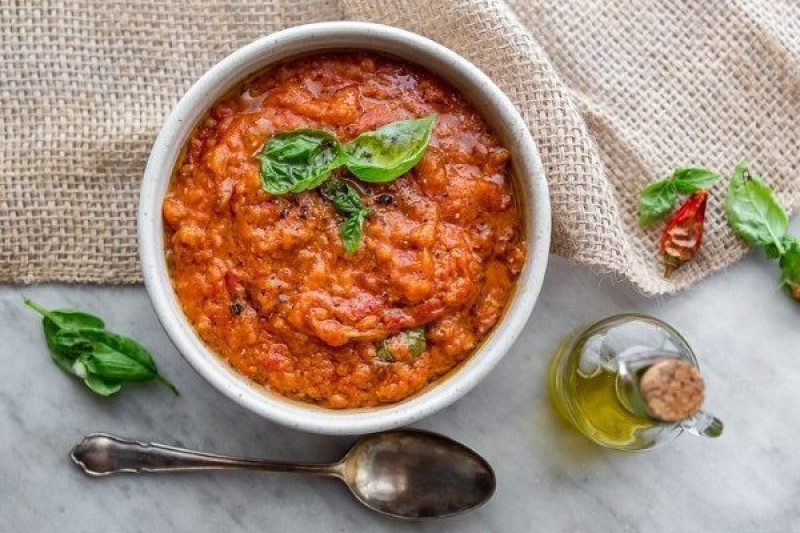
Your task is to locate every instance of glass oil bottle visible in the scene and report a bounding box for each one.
[549,314,722,451]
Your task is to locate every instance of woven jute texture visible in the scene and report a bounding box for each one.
[1,1,798,294]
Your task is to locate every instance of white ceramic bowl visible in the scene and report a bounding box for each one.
[138,22,550,434]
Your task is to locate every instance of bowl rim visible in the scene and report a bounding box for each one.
[138,21,551,434]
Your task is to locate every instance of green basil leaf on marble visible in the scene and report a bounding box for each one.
[25,298,104,371]
[76,329,179,394]
[258,129,344,195]
[42,319,84,372]
[24,299,178,396]
[72,356,123,397]
[80,341,156,382]
[24,298,105,330]
[344,115,436,183]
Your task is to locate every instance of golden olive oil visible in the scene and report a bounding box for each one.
[550,338,655,449]
[549,315,700,451]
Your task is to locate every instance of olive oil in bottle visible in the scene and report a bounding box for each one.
[549,314,722,451]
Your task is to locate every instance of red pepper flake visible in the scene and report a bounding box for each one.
[660,190,707,277]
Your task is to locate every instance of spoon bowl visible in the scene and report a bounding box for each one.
[70,429,495,520]
[341,430,495,518]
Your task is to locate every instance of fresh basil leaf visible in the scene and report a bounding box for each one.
[43,319,83,372]
[24,298,179,396]
[49,327,93,358]
[375,327,427,362]
[258,129,344,195]
[83,373,124,396]
[24,298,105,330]
[671,167,720,194]
[57,329,155,382]
[344,115,436,183]
[725,162,788,250]
[319,179,363,215]
[76,329,179,394]
[76,328,156,371]
[639,179,677,227]
[82,342,156,382]
[320,180,372,255]
[25,299,104,371]
[73,357,123,396]
[340,210,369,256]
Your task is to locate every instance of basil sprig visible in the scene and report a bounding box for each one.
[639,166,720,226]
[376,327,426,362]
[724,162,799,301]
[258,130,345,195]
[256,115,435,254]
[343,115,436,183]
[25,299,178,396]
[319,180,373,255]
[257,115,436,195]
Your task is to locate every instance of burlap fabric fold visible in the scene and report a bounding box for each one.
[1,0,798,294]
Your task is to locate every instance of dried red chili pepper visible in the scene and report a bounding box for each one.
[660,190,708,277]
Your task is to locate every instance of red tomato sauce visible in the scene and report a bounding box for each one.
[163,53,526,408]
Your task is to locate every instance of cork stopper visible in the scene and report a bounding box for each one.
[639,359,705,422]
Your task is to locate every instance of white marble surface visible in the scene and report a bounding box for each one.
[3,224,800,531]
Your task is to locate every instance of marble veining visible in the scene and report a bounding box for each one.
[3,221,800,532]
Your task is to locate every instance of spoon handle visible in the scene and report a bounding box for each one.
[71,433,341,477]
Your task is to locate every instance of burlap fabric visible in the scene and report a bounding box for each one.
[1,1,798,294]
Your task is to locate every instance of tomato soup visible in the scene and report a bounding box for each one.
[163,53,526,408]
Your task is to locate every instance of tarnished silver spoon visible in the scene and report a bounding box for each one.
[70,429,495,519]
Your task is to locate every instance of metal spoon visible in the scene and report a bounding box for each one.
[70,429,495,519]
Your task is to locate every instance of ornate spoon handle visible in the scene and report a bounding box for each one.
[70,433,340,477]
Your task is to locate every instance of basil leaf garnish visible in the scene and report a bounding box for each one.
[320,180,372,256]
[638,166,720,227]
[344,115,436,183]
[339,211,369,256]
[254,117,436,195]
[725,162,788,252]
[319,179,364,215]
[258,129,344,195]
[24,299,178,396]
[671,167,720,194]
[376,327,427,362]
[639,179,677,227]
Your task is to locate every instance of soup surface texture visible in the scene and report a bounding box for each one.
[164,53,526,408]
